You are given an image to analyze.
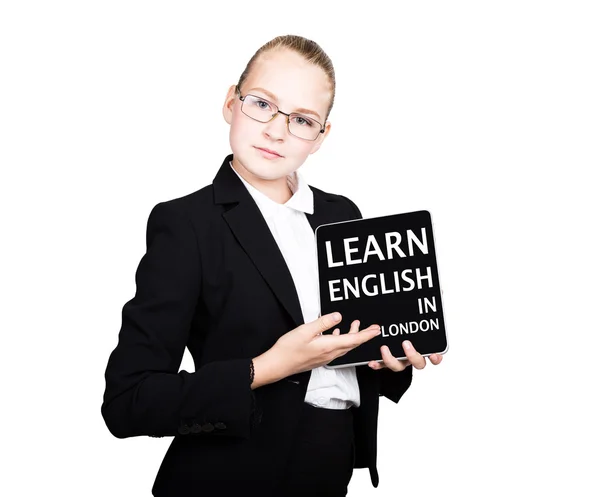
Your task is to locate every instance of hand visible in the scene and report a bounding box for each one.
[268,313,381,377]
[367,340,443,371]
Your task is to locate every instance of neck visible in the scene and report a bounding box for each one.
[231,158,293,204]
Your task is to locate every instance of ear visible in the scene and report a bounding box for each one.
[222,84,238,125]
[309,121,331,155]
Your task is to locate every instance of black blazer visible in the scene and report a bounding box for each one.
[101,154,412,496]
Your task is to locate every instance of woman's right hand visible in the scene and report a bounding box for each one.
[252,313,381,387]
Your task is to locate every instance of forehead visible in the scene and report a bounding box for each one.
[243,49,331,119]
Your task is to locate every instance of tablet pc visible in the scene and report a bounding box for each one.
[314,210,448,368]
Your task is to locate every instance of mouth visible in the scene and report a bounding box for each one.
[254,146,283,159]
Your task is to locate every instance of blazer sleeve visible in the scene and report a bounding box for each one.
[340,194,413,404]
[101,201,257,440]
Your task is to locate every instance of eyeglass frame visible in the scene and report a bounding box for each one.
[235,85,326,141]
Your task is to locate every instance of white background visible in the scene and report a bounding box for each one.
[1,1,598,496]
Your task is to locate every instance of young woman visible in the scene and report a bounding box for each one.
[101,34,442,497]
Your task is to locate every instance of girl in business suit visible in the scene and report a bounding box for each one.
[102,34,442,497]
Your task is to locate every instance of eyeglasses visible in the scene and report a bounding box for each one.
[236,86,325,141]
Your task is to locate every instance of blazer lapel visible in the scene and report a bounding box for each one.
[213,155,305,328]
[213,155,364,390]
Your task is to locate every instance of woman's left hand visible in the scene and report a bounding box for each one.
[367,340,443,371]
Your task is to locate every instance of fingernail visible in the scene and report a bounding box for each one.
[333,313,341,321]
[403,341,412,350]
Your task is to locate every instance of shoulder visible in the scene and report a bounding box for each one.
[148,184,216,222]
[139,185,221,248]
[308,184,363,219]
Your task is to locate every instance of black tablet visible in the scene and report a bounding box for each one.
[315,210,448,368]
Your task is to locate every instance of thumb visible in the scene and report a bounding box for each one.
[307,312,342,337]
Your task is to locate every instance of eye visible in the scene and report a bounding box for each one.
[250,96,273,111]
[292,115,315,127]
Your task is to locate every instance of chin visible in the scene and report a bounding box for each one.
[237,155,293,180]
[253,164,292,181]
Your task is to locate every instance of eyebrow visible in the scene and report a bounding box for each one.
[248,87,322,121]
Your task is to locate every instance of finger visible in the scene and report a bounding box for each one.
[398,359,411,369]
[381,345,405,372]
[332,328,340,336]
[402,340,426,369]
[359,324,380,334]
[311,312,342,336]
[429,353,443,365]
[343,325,381,349]
[348,320,360,334]
[368,360,386,370]
[360,323,379,333]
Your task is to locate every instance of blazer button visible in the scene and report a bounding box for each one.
[191,423,202,434]
[214,422,226,430]
[178,424,191,435]
[201,422,215,433]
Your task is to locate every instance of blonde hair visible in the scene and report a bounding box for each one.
[236,35,336,121]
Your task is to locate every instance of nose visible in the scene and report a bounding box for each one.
[262,112,287,141]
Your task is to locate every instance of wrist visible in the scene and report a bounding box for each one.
[251,349,288,389]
